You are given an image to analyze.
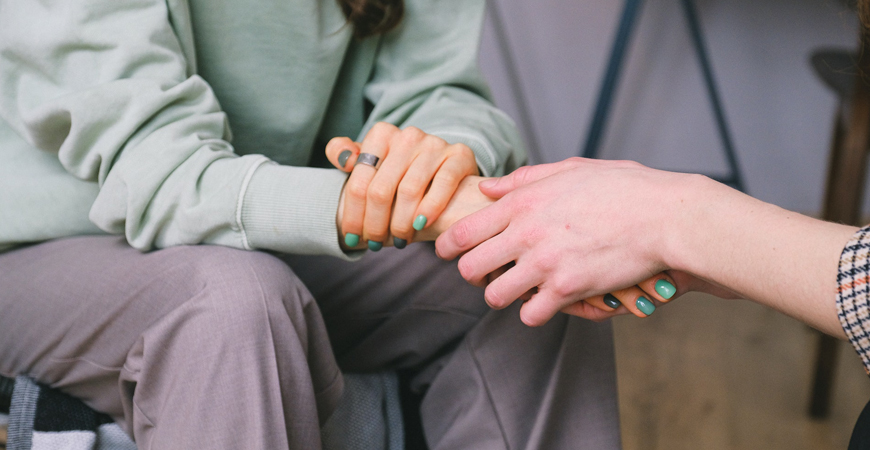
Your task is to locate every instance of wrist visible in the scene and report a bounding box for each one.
[659,173,723,276]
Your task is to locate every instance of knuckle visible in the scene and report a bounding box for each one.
[390,222,413,237]
[346,180,368,201]
[401,126,425,140]
[397,176,426,200]
[372,122,396,134]
[451,221,474,248]
[366,182,394,205]
[396,127,425,148]
[457,256,477,281]
[485,287,507,309]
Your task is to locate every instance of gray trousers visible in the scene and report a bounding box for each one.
[0,236,620,449]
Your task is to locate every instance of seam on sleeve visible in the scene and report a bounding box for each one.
[235,157,271,250]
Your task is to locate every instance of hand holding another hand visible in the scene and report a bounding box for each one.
[435,157,737,326]
[326,122,478,250]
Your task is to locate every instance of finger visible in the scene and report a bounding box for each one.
[456,232,519,288]
[389,149,442,241]
[413,145,478,230]
[583,293,628,313]
[519,287,579,327]
[610,285,660,318]
[636,274,678,304]
[361,147,416,249]
[341,131,393,248]
[325,137,362,172]
[434,199,512,260]
[478,158,584,198]
[560,300,626,322]
[481,254,543,309]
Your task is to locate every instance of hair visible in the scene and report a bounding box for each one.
[337,0,404,39]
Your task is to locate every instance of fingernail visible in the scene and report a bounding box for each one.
[338,150,352,168]
[344,233,359,247]
[636,296,656,316]
[655,279,676,300]
[603,293,621,310]
[393,237,407,249]
[367,240,383,251]
[479,178,497,189]
[413,215,428,231]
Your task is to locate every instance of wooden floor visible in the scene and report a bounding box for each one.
[614,292,870,450]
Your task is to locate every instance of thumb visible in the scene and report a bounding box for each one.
[325,137,362,173]
[479,161,575,198]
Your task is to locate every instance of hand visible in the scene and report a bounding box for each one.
[435,157,727,326]
[326,122,479,250]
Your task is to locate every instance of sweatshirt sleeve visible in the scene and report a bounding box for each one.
[360,0,526,177]
[0,0,351,258]
[836,224,870,375]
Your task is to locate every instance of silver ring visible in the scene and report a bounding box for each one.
[355,153,380,169]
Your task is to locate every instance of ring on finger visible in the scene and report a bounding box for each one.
[355,152,380,169]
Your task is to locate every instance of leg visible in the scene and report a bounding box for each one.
[0,236,342,449]
[283,243,621,449]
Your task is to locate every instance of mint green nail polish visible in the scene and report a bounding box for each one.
[655,279,676,300]
[413,215,428,231]
[344,233,359,247]
[636,296,656,316]
[393,237,407,249]
[338,150,352,168]
[368,240,383,251]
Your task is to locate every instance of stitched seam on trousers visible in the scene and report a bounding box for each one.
[466,337,511,450]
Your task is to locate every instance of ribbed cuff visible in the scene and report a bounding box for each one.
[836,224,870,375]
[240,163,362,260]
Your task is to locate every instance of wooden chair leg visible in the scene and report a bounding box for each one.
[810,334,842,418]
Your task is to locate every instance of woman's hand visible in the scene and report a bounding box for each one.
[326,122,478,250]
[435,157,707,326]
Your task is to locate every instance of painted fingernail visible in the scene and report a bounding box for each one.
[344,233,359,247]
[338,150,352,168]
[603,293,621,310]
[413,215,428,231]
[636,296,656,316]
[655,279,676,300]
[393,237,407,249]
[368,240,383,251]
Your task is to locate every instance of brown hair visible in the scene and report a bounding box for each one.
[337,0,404,39]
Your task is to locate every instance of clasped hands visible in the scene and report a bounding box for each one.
[327,124,682,326]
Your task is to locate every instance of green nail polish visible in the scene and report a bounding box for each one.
[393,237,407,249]
[636,296,656,316]
[344,233,359,247]
[368,240,383,251]
[603,294,621,309]
[413,215,428,231]
[338,150,352,168]
[655,279,676,300]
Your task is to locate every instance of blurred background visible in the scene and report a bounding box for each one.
[476,0,870,448]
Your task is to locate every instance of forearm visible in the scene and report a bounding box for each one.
[665,175,857,337]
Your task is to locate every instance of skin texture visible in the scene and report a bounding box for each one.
[435,157,857,337]
[325,123,479,248]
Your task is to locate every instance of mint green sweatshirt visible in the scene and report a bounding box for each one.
[0,0,525,257]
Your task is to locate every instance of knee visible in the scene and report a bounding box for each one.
[169,247,315,335]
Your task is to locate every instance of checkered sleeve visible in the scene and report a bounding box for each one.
[837,225,870,375]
